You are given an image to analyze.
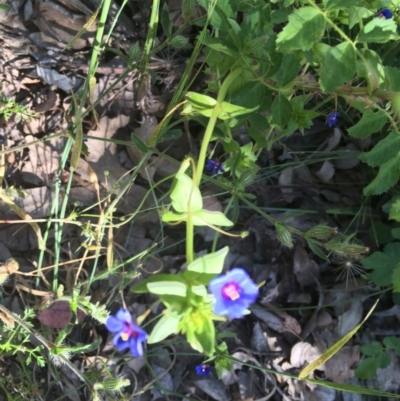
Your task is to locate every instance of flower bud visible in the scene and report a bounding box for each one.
[275,223,293,249]
[93,378,130,391]
[305,224,338,240]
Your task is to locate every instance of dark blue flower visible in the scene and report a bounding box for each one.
[209,268,259,319]
[205,159,225,175]
[377,9,393,19]
[327,111,340,128]
[106,309,147,357]
[196,364,211,376]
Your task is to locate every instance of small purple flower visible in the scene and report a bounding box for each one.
[106,309,147,357]
[209,268,259,319]
[327,111,340,128]
[377,9,393,19]
[206,159,225,175]
[196,364,211,376]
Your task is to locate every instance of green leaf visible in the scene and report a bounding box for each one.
[355,358,378,379]
[170,170,203,213]
[276,7,325,52]
[359,132,400,167]
[131,133,150,153]
[274,53,300,87]
[357,49,385,93]
[307,239,330,261]
[349,7,372,29]
[187,246,229,274]
[147,313,180,343]
[357,18,398,43]
[348,109,387,138]
[326,0,362,11]
[361,342,383,357]
[271,93,292,128]
[194,315,215,356]
[131,274,185,293]
[147,281,187,297]
[377,351,391,369]
[218,101,259,120]
[185,91,217,110]
[383,336,400,354]
[192,209,234,227]
[319,43,356,92]
[384,66,400,91]
[389,199,400,221]
[363,155,400,196]
[393,264,400,292]
[161,2,172,37]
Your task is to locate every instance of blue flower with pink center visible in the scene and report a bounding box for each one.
[196,364,211,376]
[106,308,148,357]
[377,9,393,19]
[206,159,225,175]
[209,268,259,319]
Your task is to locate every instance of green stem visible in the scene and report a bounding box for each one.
[195,68,242,186]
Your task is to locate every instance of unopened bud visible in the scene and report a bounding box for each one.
[305,224,338,240]
[325,239,369,258]
[275,223,293,249]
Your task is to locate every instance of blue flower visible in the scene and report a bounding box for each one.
[377,9,393,19]
[196,364,211,376]
[205,159,225,175]
[106,309,147,357]
[327,111,340,128]
[209,268,259,319]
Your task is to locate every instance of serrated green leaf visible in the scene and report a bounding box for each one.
[271,93,292,128]
[147,281,187,297]
[348,109,387,138]
[147,313,180,343]
[383,336,400,354]
[359,132,400,167]
[361,341,383,357]
[326,0,362,11]
[319,43,356,92]
[276,7,325,52]
[363,155,400,196]
[393,264,400,292]
[355,358,378,379]
[187,246,229,274]
[357,18,398,43]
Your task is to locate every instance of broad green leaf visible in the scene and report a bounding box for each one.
[299,299,379,379]
[348,109,387,138]
[359,132,400,167]
[357,49,385,93]
[192,209,234,226]
[383,336,400,354]
[349,7,373,29]
[326,0,362,11]
[363,156,400,196]
[187,246,229,274]
[218,101,258,120]
[385,66,400,91]
[393,264,400,292]
[377,351,391,368]
[147,281,187,297]
[276,7,325,52]
[361,341,383,357]
[355,358,378,379]
[185,91,217,109]
[320,43,356,92]
[131,273,186,293]
[271,93,292,128]
[170,172,203,213]
[357,18,398,43]
[161,210,187,223]
[362,251,396,286]
[147,313,180,343]
[274,53,300,87]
